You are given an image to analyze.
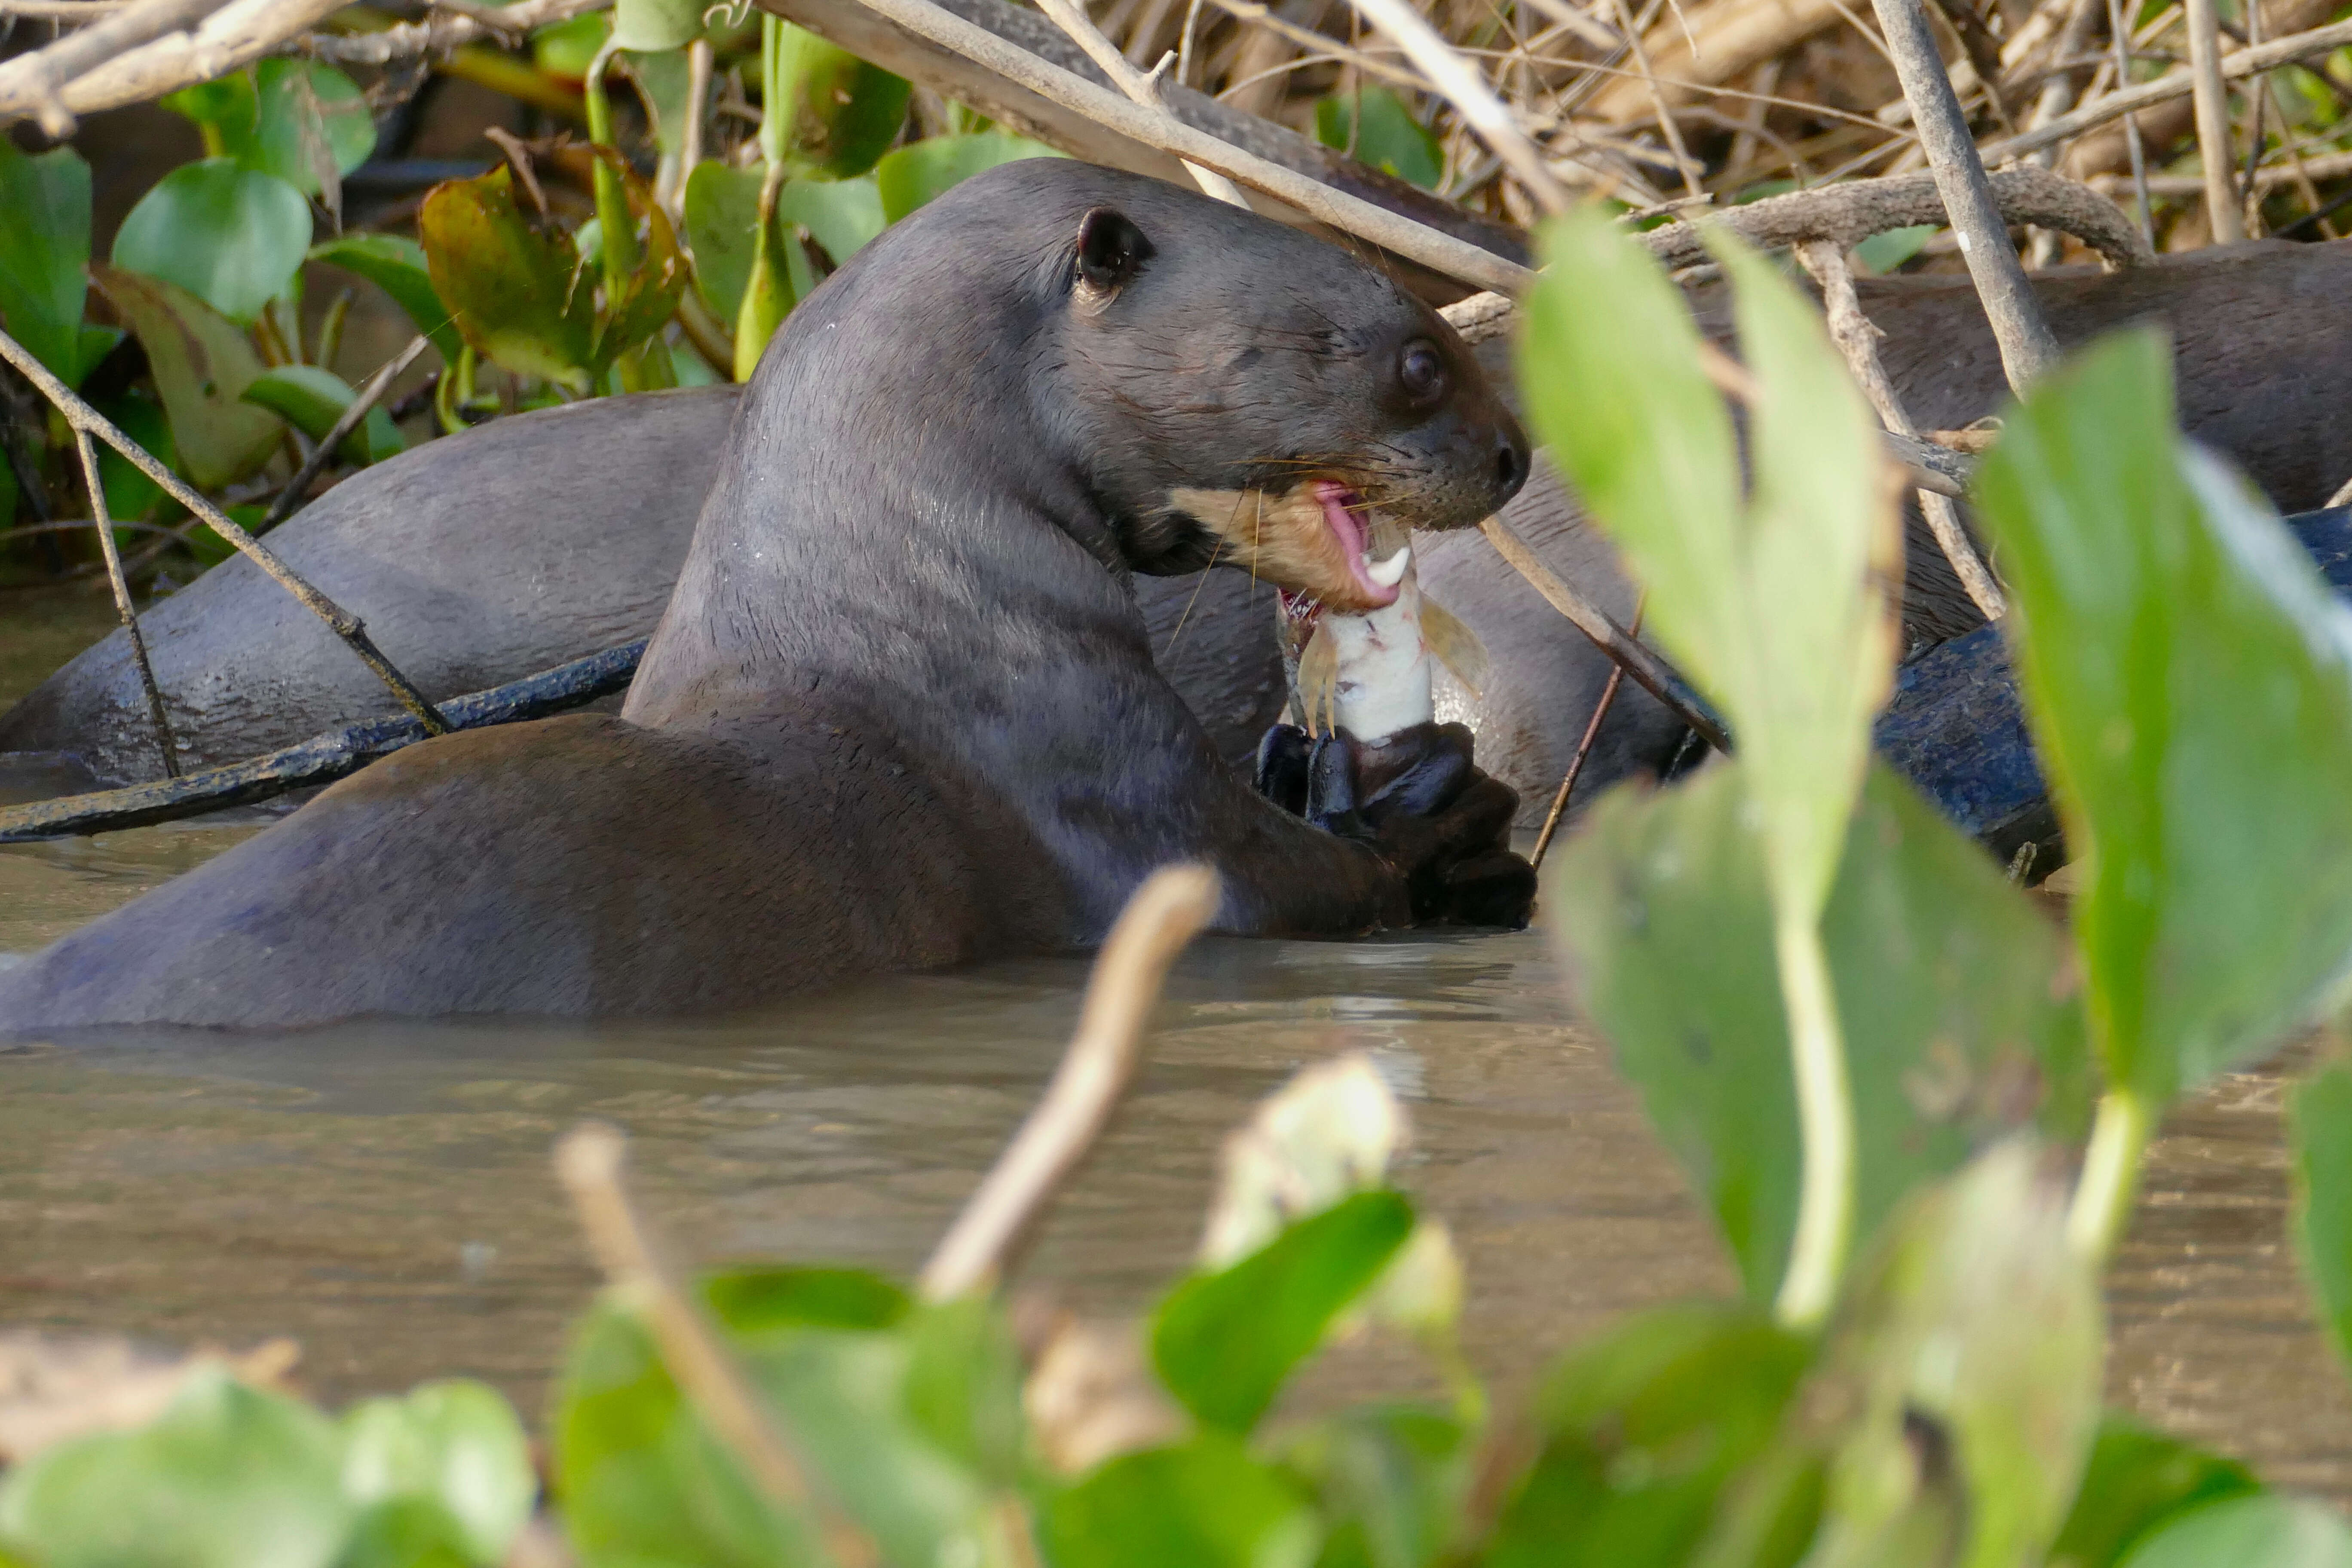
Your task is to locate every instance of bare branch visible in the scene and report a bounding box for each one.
[69,427,181,777]
[0,326,451,735]
[921,864,1222,1301]
[300,0,610,65]
[1029,0,1247,204]
[2184,0,2244,242]
[0,0,224,133]
[253,335,431,538]
[1339,0,1571,212]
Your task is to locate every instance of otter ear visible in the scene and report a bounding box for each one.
[1073,207,1155,295]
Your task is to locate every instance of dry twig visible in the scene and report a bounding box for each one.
[1798,239,2006,621]
[1340,0,1572,212]
[1032,0,1246,202]
[69,428,180,777]
[2184,0,2243,241]
[0,0,223,132]
[252,336,431,538]
[1529,595,1642,869]
[920,864,1222,1301]
[9,0,348,125]
[556,1125,879,1568]
[300,0,609,65]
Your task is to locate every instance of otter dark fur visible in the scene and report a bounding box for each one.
[0,161,1532,1029]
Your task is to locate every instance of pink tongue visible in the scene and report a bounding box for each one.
[1312,484,1396,606]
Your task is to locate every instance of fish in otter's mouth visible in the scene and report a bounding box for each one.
[1166,480,1414,614]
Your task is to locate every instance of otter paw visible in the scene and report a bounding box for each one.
[1253,723,1316,817]
[1431,849,1538,929]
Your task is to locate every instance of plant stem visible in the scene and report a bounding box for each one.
[2067,1087,2152,1260]
[583,36,639,291]
[1773,905,1855,1330]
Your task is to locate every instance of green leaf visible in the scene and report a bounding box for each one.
[309,233,462,364]
[901,1295,1029,1488]
[553,1302,816,1568]
[1152,1190,1415,1433]
[1482,1304,1811,1568]
[778,176,885,267]
[1548,760,2091,1300]
[0,1365,349,1568]
[2046,1418,2260,1568]
[613,0,704,51]
[684,161,764,321]
[241,61,376,196]
[1044,1435,1321,1568]
[2118,1494,2352,1568]
[242,365,403,464]
[766,24,910,179]
[1522,208,1898,924]
[113,159,313,325]
[162,73,255,137]
[584,151,688,377]
[534,11,611,77]
[2291,1062,2352,1381]
[94,391,178,522]
[340,1381,534,1565]
[873,132,1064,224]
[419,165,596,393]
[1757,1142,2103,1568]
[1277,1409,1466,1568]
[703,1265,910,1332]
[91,263,284,490]
[336,1499,475,1568]
[1313,86,1443,189]
[1852,224,1936,276]
[1975,328,2352,1107]
[0,140,94,384]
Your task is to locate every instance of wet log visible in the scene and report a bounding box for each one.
[0,641,644,843]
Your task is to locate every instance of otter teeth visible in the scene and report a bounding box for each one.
[1364,546,1412,588]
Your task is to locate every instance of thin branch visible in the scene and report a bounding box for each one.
[555,1125,879,1568]
[1030,0,1247,203]
[1978,15,2352,162]
[2184,0,2243,241]
[254,335,430,537]
[920,864,1222,1301]
[1797,239,2007,621]
[2103,0,2155,246]
[70,428,181,778]
[1868,0,2061,391]
[0,0,223,133]
[1606,0,1706,196]
[23,0,349,124]
[299,0,609,64]
[828,0,1536,295]
[0,326,451,735]
[1477,517,1733,752]
[1340,0,1572,212]
[0,1,135,16]
[1528,593,1642,870]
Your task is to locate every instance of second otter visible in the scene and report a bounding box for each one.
[0,161,1534,1029]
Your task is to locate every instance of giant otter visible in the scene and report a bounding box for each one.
[0,160,1536,1029]
[11,239,2348,826]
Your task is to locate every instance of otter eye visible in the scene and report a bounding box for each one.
[1399,340,1447,406]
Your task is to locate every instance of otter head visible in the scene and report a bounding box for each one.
[974,164,1531,613]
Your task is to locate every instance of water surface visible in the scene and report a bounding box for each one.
[3,823,2346,1500]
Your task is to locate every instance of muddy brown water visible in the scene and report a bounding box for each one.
[2,591,2347,1501]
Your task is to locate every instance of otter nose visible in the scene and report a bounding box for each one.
[1493,423,1531,502]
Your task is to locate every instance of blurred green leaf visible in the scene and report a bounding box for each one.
[1523,209,1896,926]
[419,165,596,393]
[1153,1190,1415,1434]
[340,1381,533,1565]
[337,1498,475,1568]
[0,1365,349,1568]
[766,23,910,178]
[1279,1408,1464,1568]
[1852,224,1936,276]
[162,72,254,139]
[112,159,312,325]
[703,1265,909,1332]
[1975,329,2352,1109]
[241,365,403,465]
[1730,1142,2101,1568]
[873,132,1063,224]
[94,391,177,522]
[91,263,283,490]
[1550,761,2090,1300]
[1044,1435,1320,1568]
[901,1295,1028,1488]
[2118,1494,2352,1568]
[534,11,612,77]
[2046,1418,2260,1568]
[0,140,95,384]
[1313,86,1442,189]
[778,177,886,267]
[2291,1062,2352,1381]
[554,1302,815,1568]
[1482,1303,1809,1568]
[613,0,704,51]
[310,233,462,364]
